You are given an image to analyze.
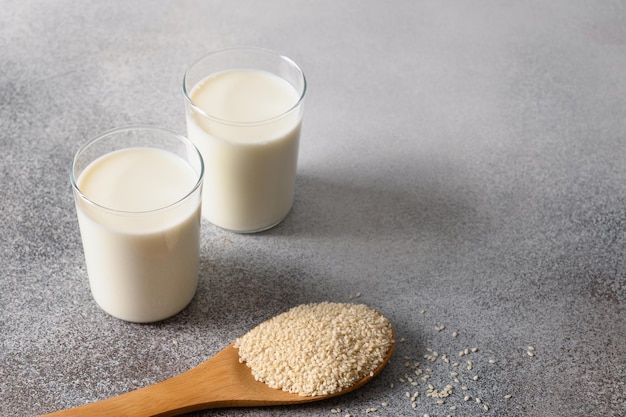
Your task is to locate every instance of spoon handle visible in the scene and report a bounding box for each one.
[40,368,212,417]
[39,348,239,417]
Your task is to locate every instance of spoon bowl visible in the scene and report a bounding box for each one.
[40,336,395,417]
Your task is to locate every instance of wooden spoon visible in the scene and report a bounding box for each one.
[40,336,395,417]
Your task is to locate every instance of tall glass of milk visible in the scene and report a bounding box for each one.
[70,126,204,323]
[183,47,306,233]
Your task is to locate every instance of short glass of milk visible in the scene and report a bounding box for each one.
[183,47,306,233]
[70,126,204,323]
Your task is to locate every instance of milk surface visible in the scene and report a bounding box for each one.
[75,147,201,323]
[187,69,302,232]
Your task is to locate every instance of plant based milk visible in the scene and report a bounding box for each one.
[186,69,302,232]
[75,147,201,323]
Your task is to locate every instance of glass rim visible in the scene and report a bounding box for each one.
[70,125,205,215]
[182,46,307,126]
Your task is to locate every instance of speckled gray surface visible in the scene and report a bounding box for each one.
[1,1,625,416]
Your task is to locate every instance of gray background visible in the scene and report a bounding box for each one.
[1,1,624,416]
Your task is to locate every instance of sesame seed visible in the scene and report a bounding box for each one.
[450,372,458,377]
[412,402,417,409]
[505,394,513,399]
[464,395,471,401]
[462,386,469,391]
[381,402,389,407]
[235,302,394,397]
[450,406,457,410]
[471,347,478,353]
[475,398,482,404]
[527,351,535,357]
[437,399,445,404]
[420,309,426,314]
[473,375,479,381]
[489,359,497,364]
[528,345,535,351]
[452,331,458,337]
[484,404,489,411]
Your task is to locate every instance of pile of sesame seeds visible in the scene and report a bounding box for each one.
[234,302,394,397]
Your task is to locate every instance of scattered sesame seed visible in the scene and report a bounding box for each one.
[406,392,411,398]
[420,309,426,314]
[473,375,479,381]
[527,351,535,357]
[489,359,497,364]
[331,408,342,414]
[452,331,458,337]
[505,394,513,399]
[450,406,457,411]
[412,402,417,409]
[450,372,458,377]
[471,347,478,353]
[452,362,460,367]
[462,386,469,391]
[464,395,471,401]
[528,346,535,351]
[436,325,446,332]
[381,402,389,407]
[475,398,482,404]
[437,399,445,404]
[484,404,489,411]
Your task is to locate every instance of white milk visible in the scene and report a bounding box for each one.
[186,69,302,232]
[75,147,201,323]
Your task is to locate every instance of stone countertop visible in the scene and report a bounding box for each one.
[1,1,624,416]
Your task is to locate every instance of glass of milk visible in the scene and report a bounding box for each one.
[70,126,204,323]
[183,47,306,233]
